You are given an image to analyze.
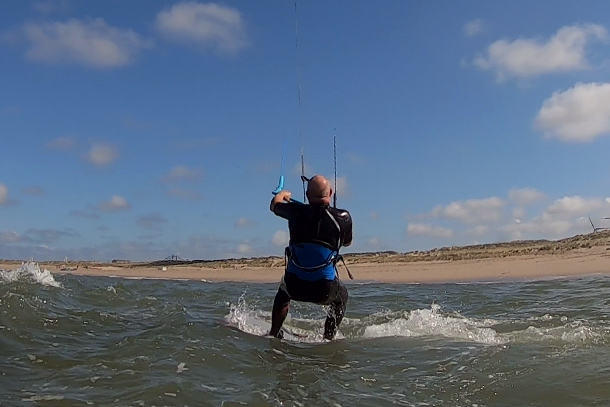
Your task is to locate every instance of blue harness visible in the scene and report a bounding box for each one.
[285,243,339,281]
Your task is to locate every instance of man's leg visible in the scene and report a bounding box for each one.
[323,280,348,340]
[269,288,291,338]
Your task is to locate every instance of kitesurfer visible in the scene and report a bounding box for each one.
[269,175,353,340]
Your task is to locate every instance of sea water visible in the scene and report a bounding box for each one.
[1,262,609,406]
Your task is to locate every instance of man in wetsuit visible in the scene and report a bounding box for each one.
[269,175,353,340]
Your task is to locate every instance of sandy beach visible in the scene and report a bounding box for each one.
[3,233,609,283]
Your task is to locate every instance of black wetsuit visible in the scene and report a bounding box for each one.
[272,202,353,339]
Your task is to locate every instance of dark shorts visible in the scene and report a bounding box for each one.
[277,272,348,306]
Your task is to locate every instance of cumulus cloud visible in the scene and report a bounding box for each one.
[508,187,546,206]
[465,225,489,237]
[137,213,168,229]
[512,207,526,221]
[463,19,484,37]
[237,243,252,255]
[535,82,610,142]
[501,218,575,241]
[17,18,153,68]
[501,195,610,240]
[88,143,118,167]
[272,230,289,246]
[474,24,607,80]
[431,197,505,224]
[155,1,248,53]
[46,135,74,150]
[162,165,202,183]
[99,195,130,212]
[407,223,453,238]
[0,183,8,205]
[544,195,607,218]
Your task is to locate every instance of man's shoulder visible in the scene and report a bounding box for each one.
[328,207,352,222]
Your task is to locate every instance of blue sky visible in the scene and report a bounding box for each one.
[2,1,610,262]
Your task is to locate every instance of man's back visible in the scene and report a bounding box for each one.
[273,202,352,250]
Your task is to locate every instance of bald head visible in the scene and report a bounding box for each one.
[306,175,333,205]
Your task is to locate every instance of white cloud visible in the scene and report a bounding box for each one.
[474,24,607,80]
[272,230,289,246]
[367,237,380,247]
[19,18,153,68]
[508,187,546,206]
[88,144,118,167]
[99,195,130,212]
[0,230,20,242]
[544,195,607,218]
[407,223,453,238]
[237,243,252,255]
[465,225,489,237]
[156,1,247,53]
[431,197,504,224]
[535,82,610,142]
[501,218,575,241]
[162,165,202,183]
[0,183,8,205]
[512,207,526,221]
[47,135,75,150]
[463,19,484,37]
[501,195,610,240]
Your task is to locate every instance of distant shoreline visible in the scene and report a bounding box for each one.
[2,232,609,283]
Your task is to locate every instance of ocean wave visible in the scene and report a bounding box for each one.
[0,261,62,288]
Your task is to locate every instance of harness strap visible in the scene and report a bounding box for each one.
[337,255,354,280]
[324,208,342,248]
[285,245,337,271]
[324,207,353,279]
[285,246,354,280]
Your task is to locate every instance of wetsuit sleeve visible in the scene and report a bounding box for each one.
[272,201,299,221]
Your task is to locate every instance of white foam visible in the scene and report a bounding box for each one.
[362,304,505,345]
[0,261,62,288]
[508,321,604,344]
[224,293,324,342]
